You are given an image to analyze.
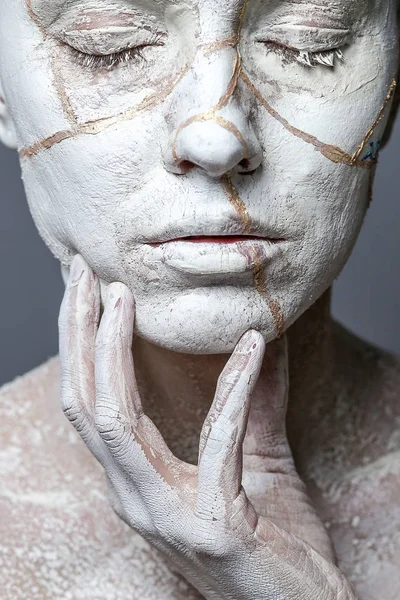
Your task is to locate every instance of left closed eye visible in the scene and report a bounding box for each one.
[259,40,345,68]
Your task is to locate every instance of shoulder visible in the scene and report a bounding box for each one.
[320,326,400,599]
[321,322,400,498]
[0,360,201,600]
[332,322,400,455]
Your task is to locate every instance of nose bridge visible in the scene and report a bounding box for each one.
[164,45,262,178]
[173,48,245,155]
[170,47,242,133]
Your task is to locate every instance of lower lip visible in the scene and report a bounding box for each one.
[149,237,284,276]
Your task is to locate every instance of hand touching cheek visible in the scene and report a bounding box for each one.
[58,255,357,600]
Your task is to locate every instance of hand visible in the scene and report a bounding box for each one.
[59,255,357,600]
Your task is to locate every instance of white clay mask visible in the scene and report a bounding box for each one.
[0,0,398,353]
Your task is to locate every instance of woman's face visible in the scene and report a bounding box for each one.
[0,0,398,353]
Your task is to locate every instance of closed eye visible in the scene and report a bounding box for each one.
[261,40,345,68]
[67,34,165,71]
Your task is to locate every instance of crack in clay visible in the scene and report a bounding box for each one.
[240,71,397,168]
[200,35,239,55]
[171,51,248,164]
[252,247,285,339]
[351,79,397,163]
[216,1,252,256]
[20,67,191,158]
[171,111,249,164]
[26,0,77,125]
[238,0,250,35]
[221,172,251,233]
[26,0,46,35]
[21,0,396,169]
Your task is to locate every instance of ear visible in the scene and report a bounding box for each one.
[0,81,18,150]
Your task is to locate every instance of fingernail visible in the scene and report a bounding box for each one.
[236,330,260,353]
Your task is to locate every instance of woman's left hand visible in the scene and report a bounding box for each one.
[59,255,357,600]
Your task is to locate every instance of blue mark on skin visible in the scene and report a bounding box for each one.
[362,139,381,161]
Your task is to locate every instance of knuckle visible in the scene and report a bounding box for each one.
[94,409,133,461]
[217,372,237,395]
[205,422,237,457]
[61,391,85,423]
[95,410,124,438]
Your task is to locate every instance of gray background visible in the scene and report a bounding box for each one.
[0,120,399,387]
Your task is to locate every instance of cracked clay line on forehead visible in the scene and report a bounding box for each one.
[26,0,78,126]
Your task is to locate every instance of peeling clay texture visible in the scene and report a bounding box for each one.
[0,0,400,599]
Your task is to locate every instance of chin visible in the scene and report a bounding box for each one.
[132,287,284,355]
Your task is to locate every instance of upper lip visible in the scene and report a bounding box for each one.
[137,212,286,245]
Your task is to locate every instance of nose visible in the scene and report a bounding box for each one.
[164,49,263,178]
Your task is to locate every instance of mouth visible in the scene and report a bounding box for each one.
[146,235,286,277]
[149,235,285,246]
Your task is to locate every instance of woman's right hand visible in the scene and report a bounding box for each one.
[58,254,356,600]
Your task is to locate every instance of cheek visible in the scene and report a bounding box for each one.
[287,166,369,309]
[19,111,168,268]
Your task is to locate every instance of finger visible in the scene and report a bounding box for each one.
[197,330,265,516]
[242,335,291,466]
[58,254,105,460]
[95,282,142,425]
[94,283,184,489]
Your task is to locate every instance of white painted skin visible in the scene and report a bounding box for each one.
[0,0,398,353]
[0,0,399,598]
[58,254,355,600]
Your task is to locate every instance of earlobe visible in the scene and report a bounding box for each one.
[0,84,18,150]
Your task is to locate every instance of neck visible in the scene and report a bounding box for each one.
[133,290,335,465]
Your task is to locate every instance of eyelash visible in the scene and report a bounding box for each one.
[68,34,343,72]
[263,41,345,68]
[69,34,165,71]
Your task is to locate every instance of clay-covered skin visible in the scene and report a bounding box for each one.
[0,0,398,353]
[1,283,400,600]
[0,0,400,598]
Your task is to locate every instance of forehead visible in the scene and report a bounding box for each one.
[30,0,361,20]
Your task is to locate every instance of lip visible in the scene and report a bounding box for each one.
[150,237,285,276]
[137,212,286,245]
[149,234,284,246]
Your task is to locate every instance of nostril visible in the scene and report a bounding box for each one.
[238,158,250,170]
[179,160,196,173]
[237,158,259,175]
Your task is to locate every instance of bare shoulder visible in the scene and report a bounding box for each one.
[314,324,400,600]
[0,360,201,600]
